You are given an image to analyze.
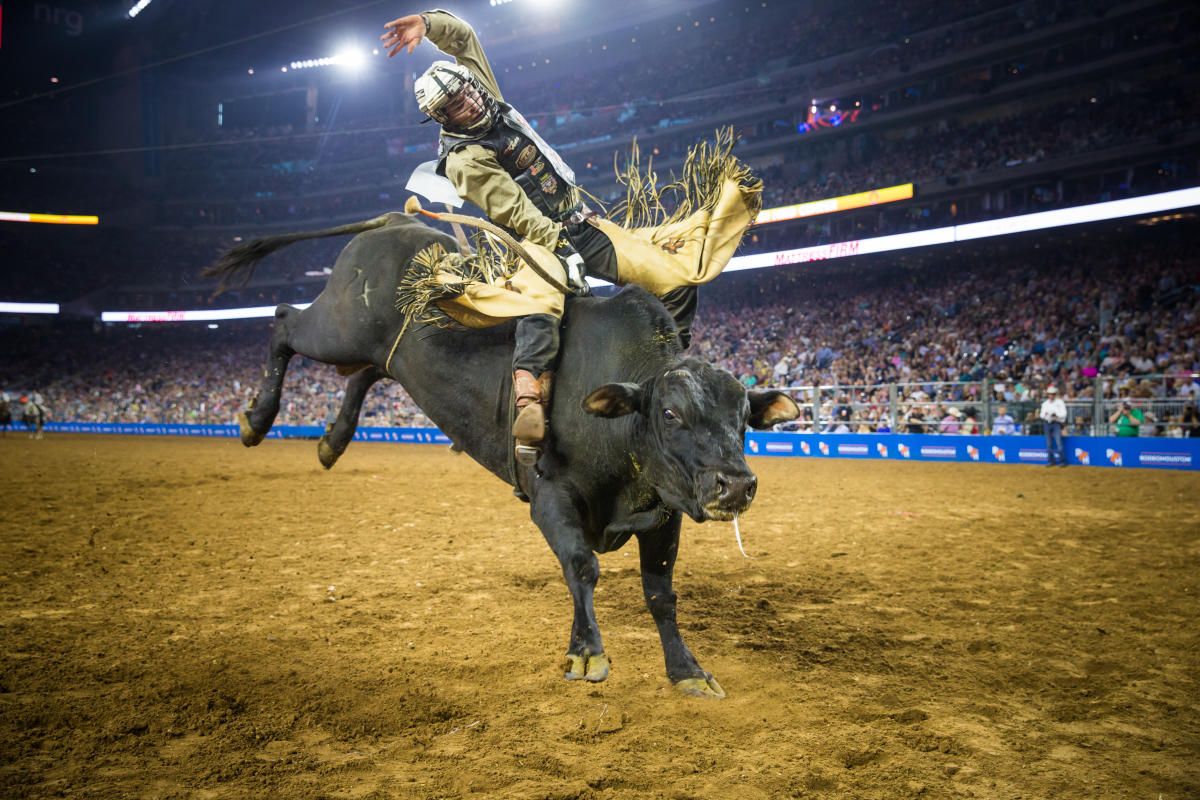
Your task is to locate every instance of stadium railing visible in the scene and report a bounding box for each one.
[773,375,1200,438]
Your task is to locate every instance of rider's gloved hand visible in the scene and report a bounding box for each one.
[555,232,590,297]
[563,252,589,296]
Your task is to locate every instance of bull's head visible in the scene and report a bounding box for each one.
[582,358,800,522]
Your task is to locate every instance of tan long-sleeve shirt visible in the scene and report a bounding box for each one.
[424,10,564,248]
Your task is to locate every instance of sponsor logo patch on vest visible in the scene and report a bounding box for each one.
[539,173,558,194]
[516,144,537,169]
[529,159,545,176]
[503,136,519,155]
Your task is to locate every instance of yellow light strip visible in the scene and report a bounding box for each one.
[0,211,100,225]
[754,183,914,225]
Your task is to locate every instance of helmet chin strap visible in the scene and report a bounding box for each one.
[441,110,491,135]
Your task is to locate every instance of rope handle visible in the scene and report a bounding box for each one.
[405,196,572,295]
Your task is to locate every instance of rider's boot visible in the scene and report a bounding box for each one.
[513,369,552,466]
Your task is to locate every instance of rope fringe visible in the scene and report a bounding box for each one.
[394,232,520,333]
[611,126,763,234]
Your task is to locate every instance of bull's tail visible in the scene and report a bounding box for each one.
[202,214,393,296]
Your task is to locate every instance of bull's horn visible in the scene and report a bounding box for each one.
[402,195,571,295]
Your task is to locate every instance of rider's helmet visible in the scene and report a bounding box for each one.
[414,61,497,135]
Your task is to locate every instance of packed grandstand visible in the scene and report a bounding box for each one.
[1,0,1197,438]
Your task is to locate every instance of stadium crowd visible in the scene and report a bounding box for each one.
[1,327,433,430]
[691,231,1200,435]
[3,0,1196,438]
[12,72,1190,305]
[755,81,1200,210]
[4,228,1196,437]
[158,78,1197,231]
[151,0,1187,227]
[5,0,1190,307]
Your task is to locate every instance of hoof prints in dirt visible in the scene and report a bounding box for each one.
[686,574,898,672]
[3,438,1199,799]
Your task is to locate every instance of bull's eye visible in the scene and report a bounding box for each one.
[663,408,679,423]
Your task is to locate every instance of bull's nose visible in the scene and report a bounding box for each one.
[716,472,757,507]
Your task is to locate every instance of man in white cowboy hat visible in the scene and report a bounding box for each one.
[939,405,963,435]
[1039,385,1068,467]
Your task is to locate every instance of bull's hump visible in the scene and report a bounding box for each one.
[565,287,681,362]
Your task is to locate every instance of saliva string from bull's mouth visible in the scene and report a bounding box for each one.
[732,513,751,559]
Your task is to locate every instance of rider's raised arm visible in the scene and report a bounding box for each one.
[445,145,561,249]
[422,10,504,102]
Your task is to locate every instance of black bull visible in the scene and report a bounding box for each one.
[206,212,799,698]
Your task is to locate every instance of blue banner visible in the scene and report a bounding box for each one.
[36,423,1199,471]
[743,432,1199,471]
[43,421,451,445]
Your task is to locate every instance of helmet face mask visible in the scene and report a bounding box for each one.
[415,61,496,134]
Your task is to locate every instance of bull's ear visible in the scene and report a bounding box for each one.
[582,383,643,418]
[748,390,801,429]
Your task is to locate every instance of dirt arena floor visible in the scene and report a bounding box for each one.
[1,434,1197,799]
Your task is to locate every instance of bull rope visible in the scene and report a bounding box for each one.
[384,325,406,377]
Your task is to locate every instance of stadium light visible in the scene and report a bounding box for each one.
[0,210,98,225]
[727,228,955,271]
[954,187,1200,240]
[101,303,312,321]
[288,48,369,72]
[127,0,153,18]
[335,47,368,72]
[0,302,60,315]
[729,185,1200,271]
[101,303,312,324]
[755,184,913,225]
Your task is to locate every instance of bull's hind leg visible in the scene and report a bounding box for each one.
[638,518,725,698]
[318,366,385,469]
[531,483,610,683]
[240,304,298,446]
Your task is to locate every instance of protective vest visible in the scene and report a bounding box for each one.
[437,105,579,222]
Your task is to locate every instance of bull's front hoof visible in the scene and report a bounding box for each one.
[238,412,266,447]
[675,675,726,699]
[317,436,341,470]
[564,652,610,683]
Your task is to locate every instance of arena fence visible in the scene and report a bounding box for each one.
[776,374,1199,438]
[37,421,1200,471]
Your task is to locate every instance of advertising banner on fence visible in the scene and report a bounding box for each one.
[744,432,1199,471]
[37,424,1199,471]
[43,421,452,445]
